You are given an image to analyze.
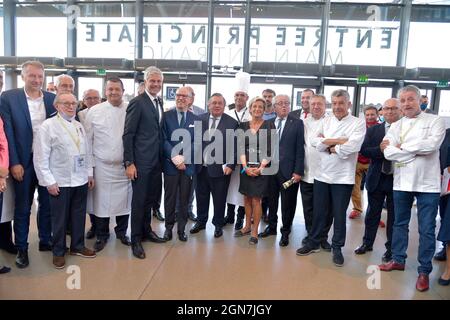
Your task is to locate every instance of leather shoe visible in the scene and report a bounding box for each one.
[354,244,373,255]
[16,250,29,269]
[0,242,18,255]
[178,232,188,242]
[188,211,197,222]
[234,217,244,231]
[214,227,223,238]
[190,222,206,234]
[163,229,173,241]
[434,247,447,261]
[152,208,165,222]
[249,237,258,245]
[416,273,429,292]
[438,276,450,286]
[258,227,277,238]
[86,227,96,239]
[0,265,11,274]
[279,234,289,247]
[382,250,392,263]
[132,242,146,259]
[143,231,166,243]
[38,242,53,252]
[94,239,107,252]
[379,260,405,272]
[118,236,131,246]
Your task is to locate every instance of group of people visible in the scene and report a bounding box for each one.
[0,62,449,294]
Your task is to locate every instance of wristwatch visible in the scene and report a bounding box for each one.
[124,161,134,168]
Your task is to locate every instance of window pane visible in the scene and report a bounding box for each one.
[327,4,401,66]
[77,3,135,59]
[407,6,450,68]
[16,4,67,57]
[250,3,323,64]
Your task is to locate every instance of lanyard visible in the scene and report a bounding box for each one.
[400,117,420,144]
[57,114,81,152]
[235,107,247,124]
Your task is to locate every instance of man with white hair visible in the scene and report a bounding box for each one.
[379,85,446,292]
[123,66,166,259]
[55,74,75,95]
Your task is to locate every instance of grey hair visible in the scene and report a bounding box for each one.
[82,89,100,100]
[53,93,77,107]
[331,89,350,102]
[273,94,291,105]
[144,66,164,81]
[21,60,45,77]
[311,94,327,103]
[397,85,421,100]
[55,74,75,88]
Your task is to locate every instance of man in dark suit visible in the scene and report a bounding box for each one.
[0,60,56,268]
[161,87,199,242]
[258,94,304,246]
[355,98,401,262]
[123,66,166,259]
[191,93,238,238]
[289,89,314,120]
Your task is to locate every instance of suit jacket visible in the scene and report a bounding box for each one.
[289,109,302,120]
[162,108,198,177]
[0,88,56,168]
[440,128,450,174]
[271,115,305,180]
[123,92,164,169]
[360,123,392,193]
[198,112,239,178]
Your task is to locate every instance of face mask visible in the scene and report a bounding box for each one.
[59,111,76,122]
[420,103,427,111]
[378,115,384,122]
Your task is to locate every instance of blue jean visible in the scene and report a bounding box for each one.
[392,191,439,275]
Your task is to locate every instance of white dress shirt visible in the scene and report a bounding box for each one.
[274,116,287,138]
[311,113,366,185]
[226,106,251,124]
[34,114,90,187]
[384,112,445,193]
[303,114,327,183]
[25,88,46,153]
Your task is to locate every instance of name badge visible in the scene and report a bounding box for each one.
[74,155,86,173]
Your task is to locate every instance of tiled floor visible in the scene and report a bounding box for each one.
[0,192,449,300]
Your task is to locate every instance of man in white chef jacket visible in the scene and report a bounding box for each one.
[296,89,366,267]
[224,72,251,231]
[379,85,446,292]
[84,77,132,252]
[298,94,332,251]
[34,93,96,269]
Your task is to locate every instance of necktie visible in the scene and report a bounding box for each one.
[304,111,308,119]
[180,112,185,127]
[210,117,217,130]
[277,118,283,136]
[153,98,160,121]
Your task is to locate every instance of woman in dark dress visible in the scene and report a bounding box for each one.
[438,166,450,285]
[235,97,275,244]
[0,117,10,274]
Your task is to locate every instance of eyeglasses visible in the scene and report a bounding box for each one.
[60,102,78,107]
[176,94,190,98]
[85,97,100,101]
[383,107,398,112]
[275,102,290,106]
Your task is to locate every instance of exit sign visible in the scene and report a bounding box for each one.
[96,68,106,76]
[357,75,369,85]
[437,80,449,88]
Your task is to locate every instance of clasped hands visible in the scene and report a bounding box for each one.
[172,155,186,171]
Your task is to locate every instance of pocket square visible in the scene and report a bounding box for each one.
[189,124,195,128]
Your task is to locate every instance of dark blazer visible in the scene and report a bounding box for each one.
[271,115,305,180]
[123,92,164,168]
[360,123,392,193]
[162,108,198,177]
[440,128,450,174]
[198,112,239,178]
[0,88,56,168]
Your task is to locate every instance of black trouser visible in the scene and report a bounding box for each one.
[262,197,269,216]
[95,215,129,240]
[49,184,88,257]
[164,172,192,234]
[131,166,162,244]
[88,214,96,230]
[267,173,300,235]
[363,186,395,250]
[300,180,333,241]
[153,173,163,210]
[196,166,231,228]
[226,204,245,220]
[0,221,14,248]
[309,180,353,249]
[439,194,449,248]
